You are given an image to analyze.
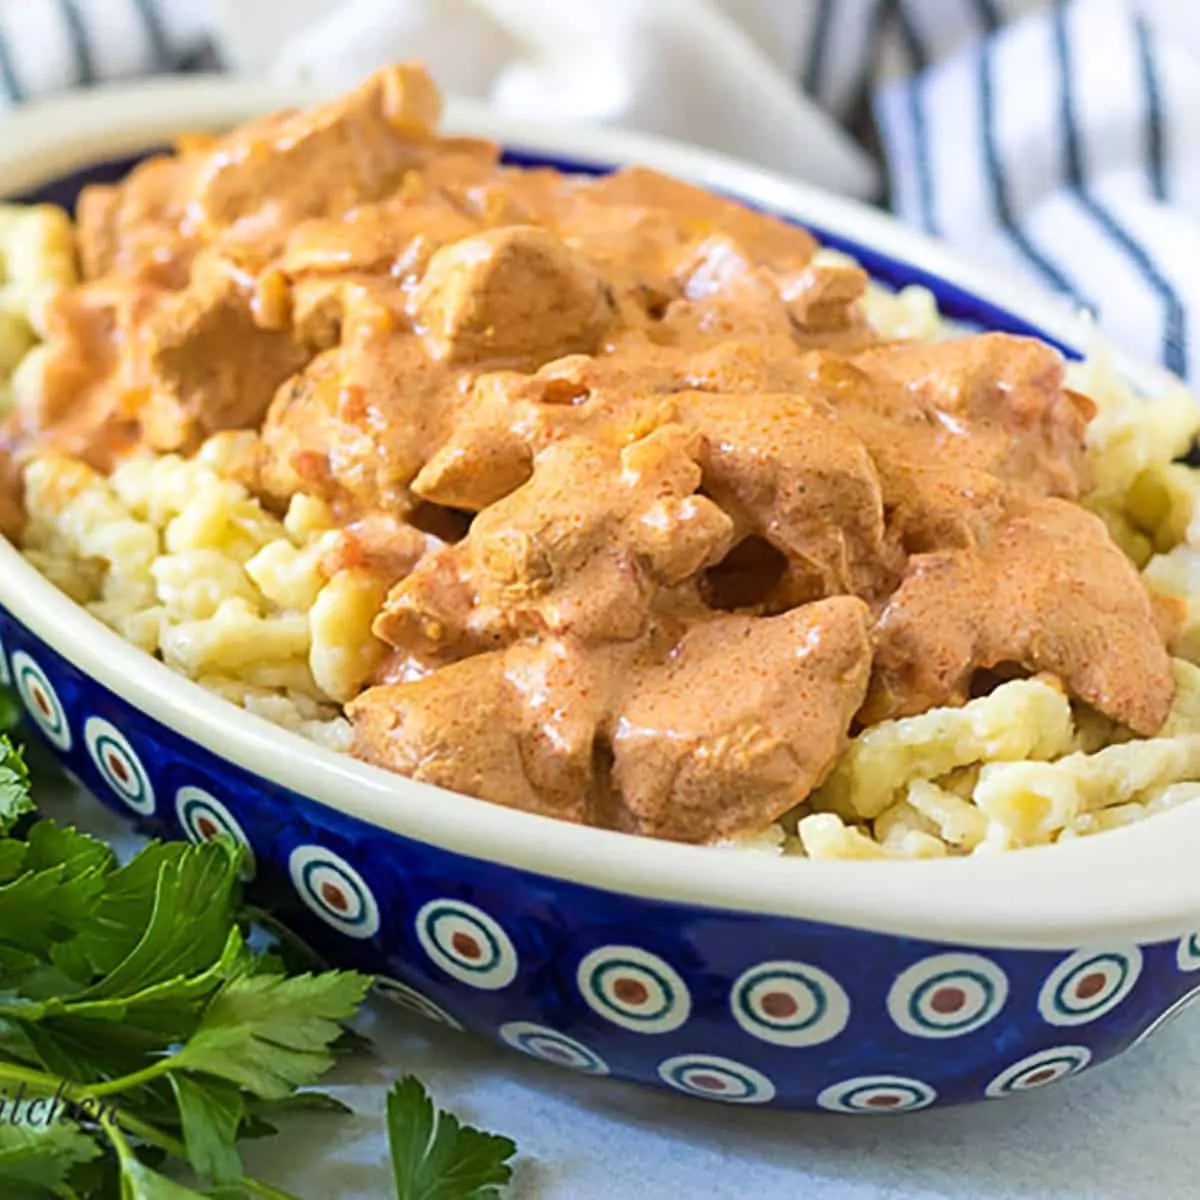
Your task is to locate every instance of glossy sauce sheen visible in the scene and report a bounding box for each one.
[0,64,1177,842]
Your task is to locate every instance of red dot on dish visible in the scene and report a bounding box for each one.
[930,986,966,1014]
[451,931,482,959]
[614,977,649,1005]
[541,1045,571,1061]
[320,881,349,911]
[1075,972,1107,999]
[760,991,799,1019]
[1024,1068,1056,1085]
[33,686,50,716]
[866,1094,901,1108]
[691,1074,726,1091]
[108,754,130,784]
[195,816,218,838]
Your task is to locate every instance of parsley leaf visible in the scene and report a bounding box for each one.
[0,735,34,835]
[0,688,20,736]
[0,721,518,1200]
[107,1122,209,1200]
[0,1120,101,1194]
[177,971,371,1099]
[76,840,242,985]
[169,1074,245,1186]
[386,1075,517,1200]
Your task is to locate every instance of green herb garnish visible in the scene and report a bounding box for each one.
[0,711,518,1198]
[387,1076,517,1200]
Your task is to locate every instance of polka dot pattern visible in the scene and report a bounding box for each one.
[887,953,1009,1039]
[658,1054,776,1104]
[415,899,518,990]
[175,786,255,876]
[289,845,380,939]
[1132,983,1200,1048]
[500,1022,609,1075]
[1176,933,1200,972]
[577,946,691,1033]
[375,977,462,1029]
[985,1046,1092,1097]
[817,1075,937,1114]
[12,651,70,750]
[730,960,850,1047]
[84,716,154,815]
[1037,948,1143,1026]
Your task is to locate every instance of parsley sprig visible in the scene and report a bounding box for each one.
[0,712,517,1199]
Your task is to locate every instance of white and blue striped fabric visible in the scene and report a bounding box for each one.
[0,0,1196,384]
[874,0,1199,382]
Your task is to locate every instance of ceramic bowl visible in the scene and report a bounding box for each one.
[2,78,1199,1114]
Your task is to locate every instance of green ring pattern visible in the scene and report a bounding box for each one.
[301,859,370,927]
[425,905,503,972]
[590,958,674,1021]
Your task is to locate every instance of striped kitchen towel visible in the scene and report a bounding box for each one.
[0,0,1196,384]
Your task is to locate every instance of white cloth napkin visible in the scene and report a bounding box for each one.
[1,0,1197,383]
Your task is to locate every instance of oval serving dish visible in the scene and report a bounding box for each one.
[1,77,1199,1114]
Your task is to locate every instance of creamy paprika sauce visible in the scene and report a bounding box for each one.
[0,64,1177,843]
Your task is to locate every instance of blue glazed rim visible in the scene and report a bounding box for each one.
[0,82,1198,954]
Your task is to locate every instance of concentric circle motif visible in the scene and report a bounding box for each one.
[174,786,255,877]
[657,1054,776,1104]
[887,953,1009,1039]
[288,845,380,939]
[576,945,691,1033]
[415,899,518,989]
[1131,983,1200,1048]
[985,1046,1092,1098]
[374,977,462,1029]
[0,633,10,685]
[1037,947,1143,1026]
[83,717,154,815]
[11,651,70,750]
[1176,932,1200,972]
[500,1022,609,1075]
[730,960,850,1047]
[816,1075,937,1115]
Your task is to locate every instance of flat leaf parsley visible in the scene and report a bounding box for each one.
[0,713,518,1199]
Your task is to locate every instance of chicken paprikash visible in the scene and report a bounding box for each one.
[4,63,1199,858]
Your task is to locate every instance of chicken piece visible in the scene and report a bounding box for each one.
[866,498,1175,735]
[190,64,442,252]
[409,353,681,512]
[12,279,154,471]
[136,251,313,452]
[849,334,1093,500]
[258,288,465,513]
[671,238,869,347]
[584,168,818,270]
[256,350,345,504]
[678,392,892,600]
[611,596,874,842]
[782,261,870,334]
[676,337,814,394]
[409,377,534,512]
[30,253,306,462]
[320,512,430,590]
[375,426,736,659]
[75,155,198,284]
[410,226,616,365]
[349,637,628,824]
[552,198,687,325]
